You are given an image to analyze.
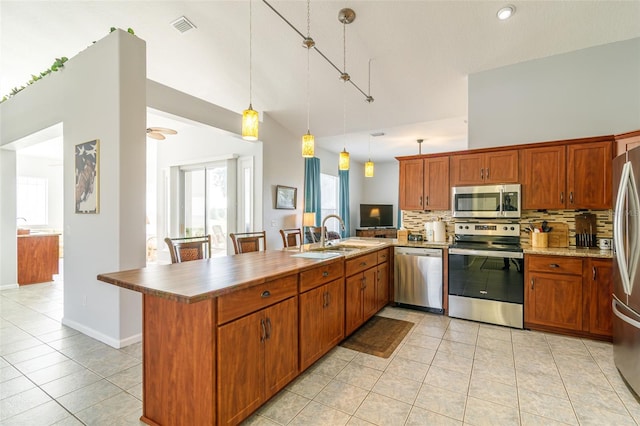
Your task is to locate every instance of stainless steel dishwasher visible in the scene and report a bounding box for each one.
[394,247,443,313]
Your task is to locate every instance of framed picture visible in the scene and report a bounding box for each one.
[75,139,100,213]
[275,185,297,210]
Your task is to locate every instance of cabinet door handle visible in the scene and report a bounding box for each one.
[530,278,534,290]
[570,191,574,204]
[486,168,490,179]
[419,196,423,206]
[324,291,328,308]
[361,277,366,289]
[261,290,271,298]
[267,318,272,340]
[593,266,597,281]
[549,264,560,268]
[327,292,331,307]
[322,271,329,277]
[480,168,484,180]
[425,195,429,206]
[560,191,564,204]
[260,319,266,342]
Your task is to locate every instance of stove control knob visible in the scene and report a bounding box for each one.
[510,226,515,231]
[503,226,508,231]
[465,226,469,229]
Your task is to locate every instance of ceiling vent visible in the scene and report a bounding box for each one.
[171,16,196,33]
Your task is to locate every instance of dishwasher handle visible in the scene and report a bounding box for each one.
[394,247,442,257]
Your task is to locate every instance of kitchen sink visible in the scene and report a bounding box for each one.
[291,251,343,259]
[309,246,360,252]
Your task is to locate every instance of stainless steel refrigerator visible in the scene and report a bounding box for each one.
[613,145,640,396]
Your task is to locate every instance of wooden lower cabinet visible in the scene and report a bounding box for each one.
[299,278,345,371]
[525,254,613,339]
[345,268,376,335]
[586,258,613,338]
[525,268,584,331]
[217,296,298,426]
[376,261,389,311]
[345,249,390,335]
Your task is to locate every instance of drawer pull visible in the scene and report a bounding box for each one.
[360,262,367,267]
[549,264,560,268]
[261,290,271,298]
[322,271,329,277]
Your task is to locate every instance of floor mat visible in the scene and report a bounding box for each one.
[340,316,414,358]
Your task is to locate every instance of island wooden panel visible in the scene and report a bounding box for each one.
[17,234,59,285]
[142,294,215,425]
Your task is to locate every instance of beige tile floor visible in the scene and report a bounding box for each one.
[2,279,639,425]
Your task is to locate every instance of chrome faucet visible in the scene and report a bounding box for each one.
[320,214,345,248]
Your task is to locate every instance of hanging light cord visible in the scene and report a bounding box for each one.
[261,0,371,102]
[343,20,347,147]
[306,0,311,132]
[249,0,253,107]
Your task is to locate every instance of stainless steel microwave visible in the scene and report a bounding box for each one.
[452,184,521,218]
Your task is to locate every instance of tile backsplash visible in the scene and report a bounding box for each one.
[401,209,613,247]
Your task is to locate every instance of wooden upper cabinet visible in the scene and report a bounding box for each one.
[615,130,640,156]
[424,157,450,210]
[398,156,449,211]
[398,158,424,210]
[450,150,518,186]
[567,141,613,209]
[521,145,567,209]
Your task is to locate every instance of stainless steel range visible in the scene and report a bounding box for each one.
[448,222,524,328]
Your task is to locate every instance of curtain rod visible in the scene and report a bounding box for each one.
[261,0,373,102]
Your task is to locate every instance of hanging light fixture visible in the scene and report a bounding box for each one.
[242,0,259,141]
[364,59,374,177]
[301,0,315,158]
[338,7,354,171]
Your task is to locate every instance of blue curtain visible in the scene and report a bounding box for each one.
[304,157,321,227]
[339,169,350,238]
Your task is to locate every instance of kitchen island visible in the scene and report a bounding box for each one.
[17,232,60,285]
[98,239,394,426]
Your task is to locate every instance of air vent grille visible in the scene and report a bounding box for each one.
[171,16,196,33]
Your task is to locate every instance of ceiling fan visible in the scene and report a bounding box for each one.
[146,127,177,140]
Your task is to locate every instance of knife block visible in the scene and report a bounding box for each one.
[531,232,548,248]
[575,213,596,248]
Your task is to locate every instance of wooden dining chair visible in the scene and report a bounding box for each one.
[164,235,212,263]
[279,228,302,248]
[229,231,267,254]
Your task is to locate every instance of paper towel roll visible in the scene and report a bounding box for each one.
[424,222,433,242]
[433,221,446,242]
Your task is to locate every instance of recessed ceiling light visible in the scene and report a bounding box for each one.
[497,5,516,20]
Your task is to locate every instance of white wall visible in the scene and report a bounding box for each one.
[469,37,640,148]
[16,155,64,232]
[0,30,145,347]
[360,161,400,228]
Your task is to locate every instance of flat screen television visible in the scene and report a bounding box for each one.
[359,204,394,228]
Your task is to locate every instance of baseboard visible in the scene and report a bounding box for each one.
[0,283,19,291]
[61,317,142,349]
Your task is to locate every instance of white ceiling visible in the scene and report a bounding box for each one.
[2,1,639,163]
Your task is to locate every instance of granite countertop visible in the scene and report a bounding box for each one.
[523,245,613,259]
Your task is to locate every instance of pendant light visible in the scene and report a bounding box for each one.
[338,8,354,171]
[301,0,315,158]
[364,59,374,177]
[242,0,259,141]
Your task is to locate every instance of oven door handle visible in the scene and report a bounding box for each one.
[449,248,523,259]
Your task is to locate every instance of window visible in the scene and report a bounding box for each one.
[320,173,339,233]
[17,176,48,225]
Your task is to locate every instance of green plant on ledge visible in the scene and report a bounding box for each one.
[1,27,135,104]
